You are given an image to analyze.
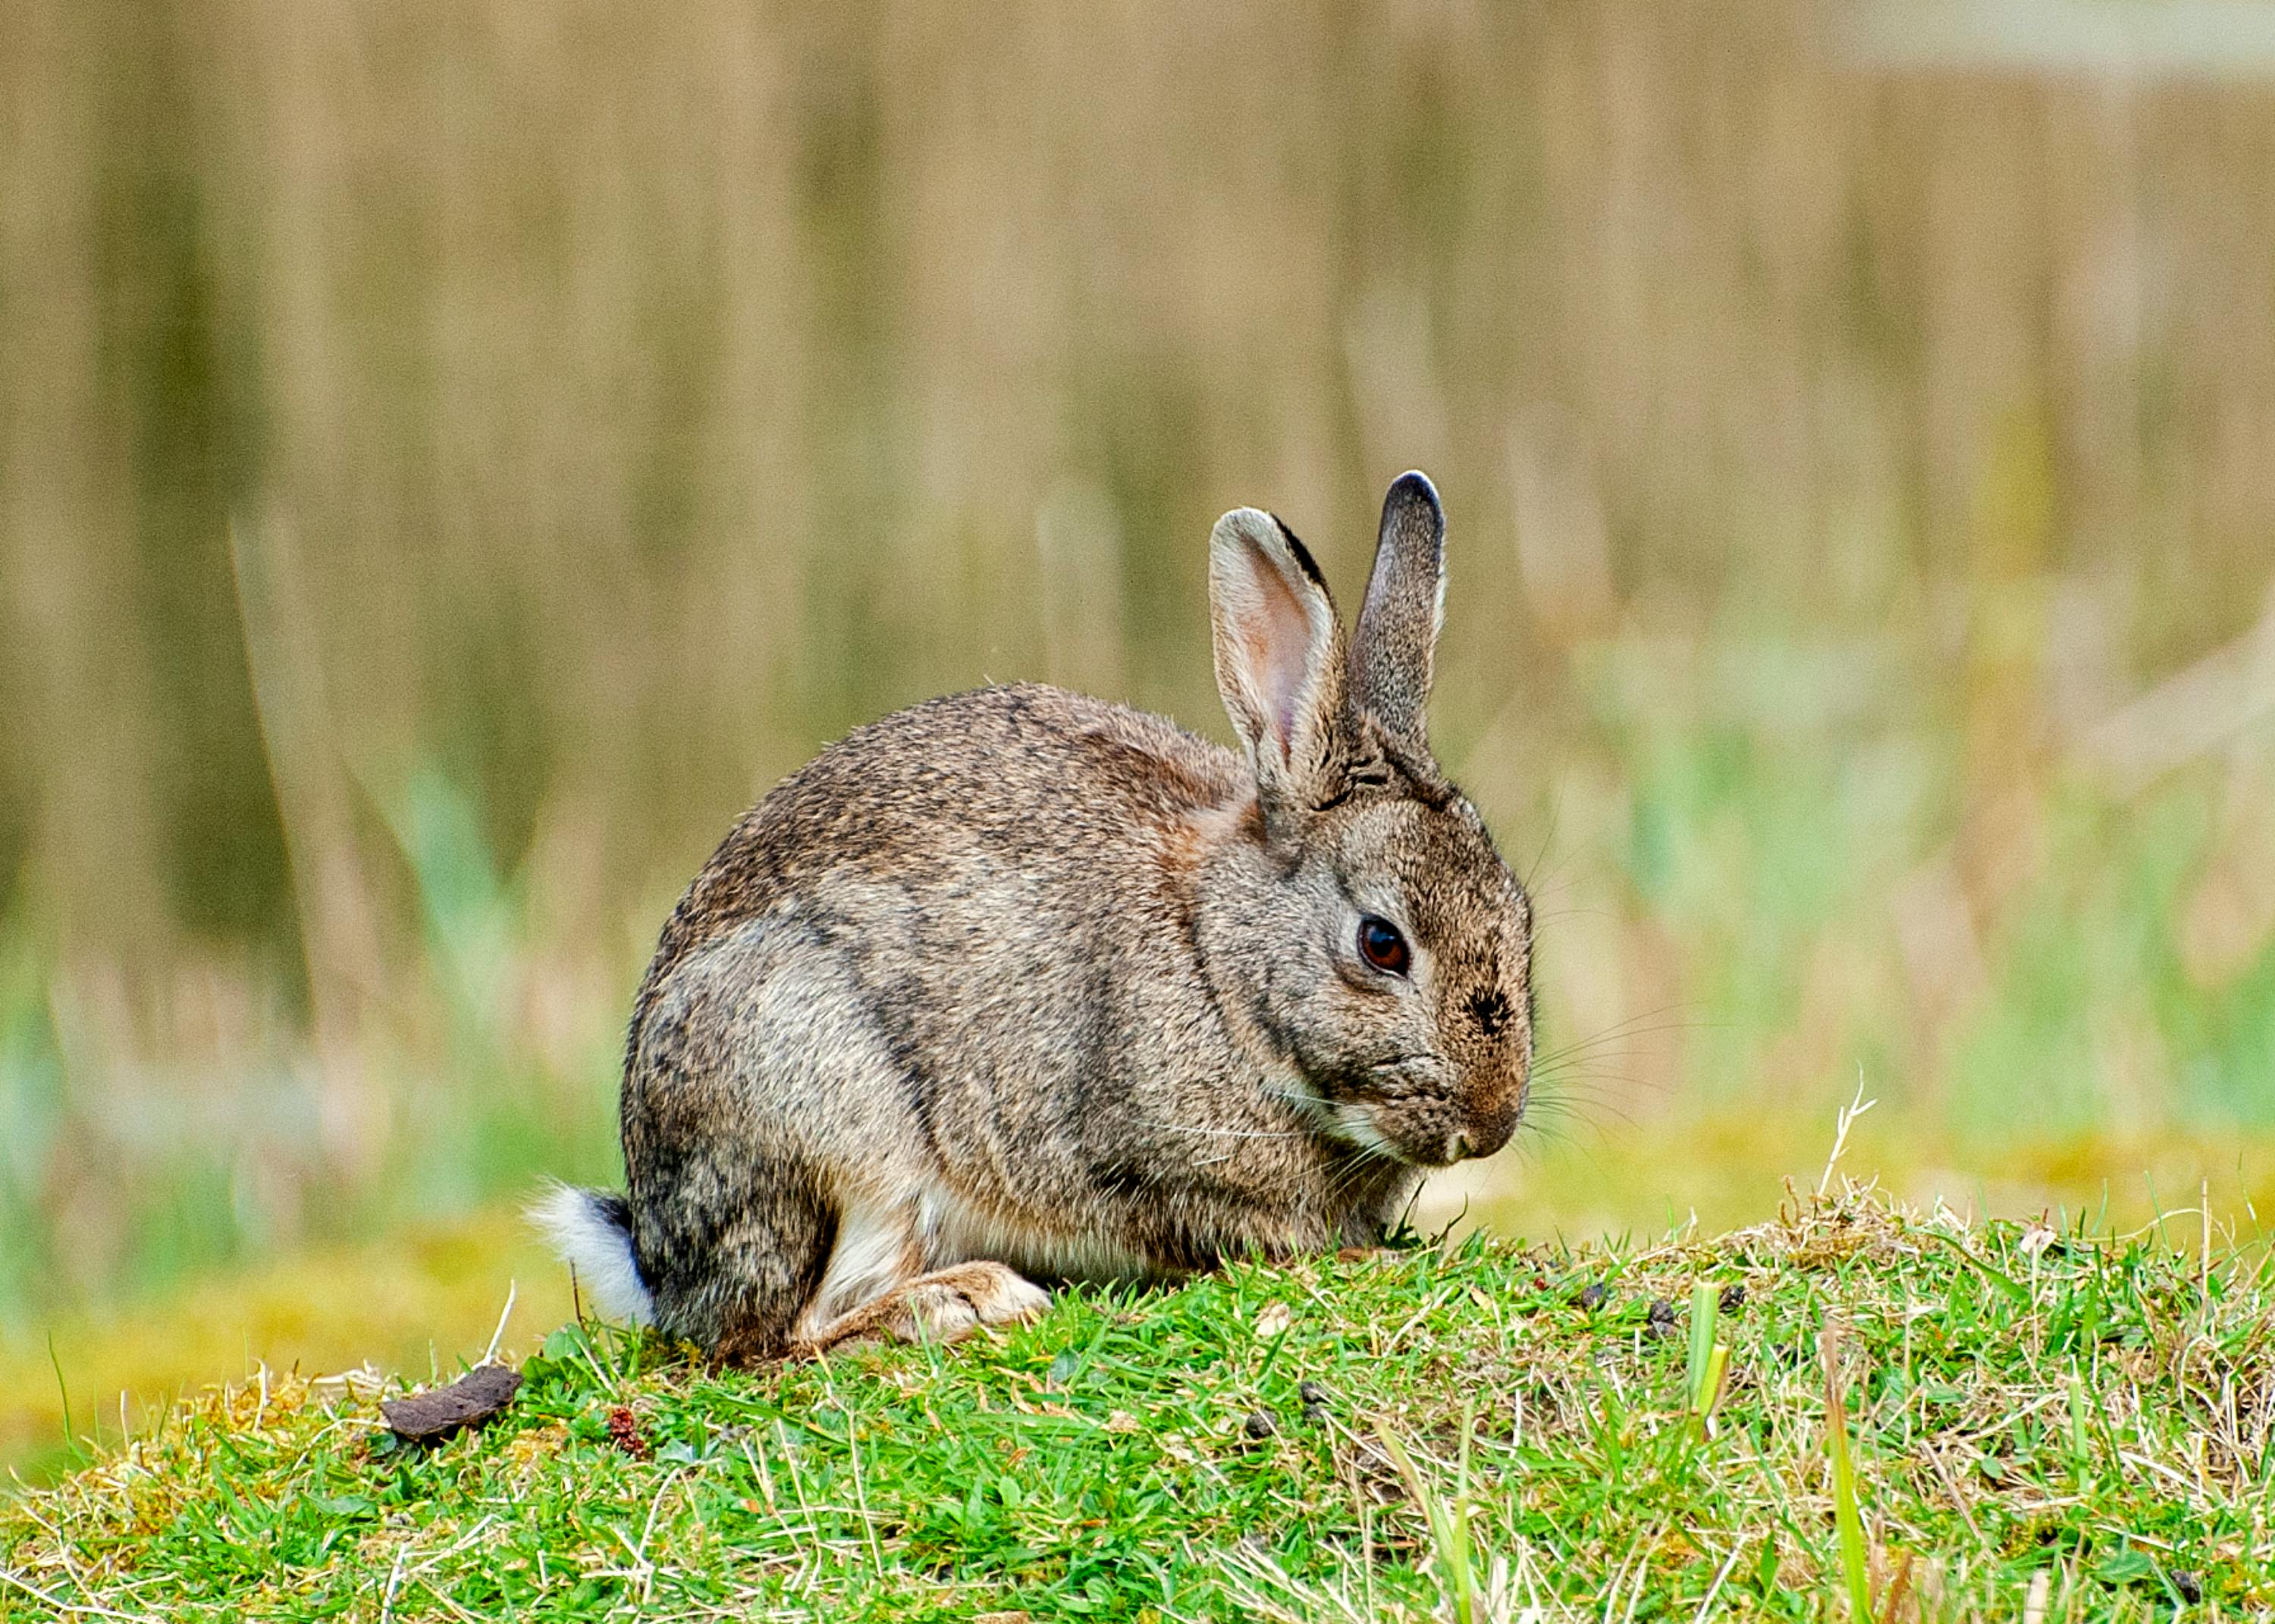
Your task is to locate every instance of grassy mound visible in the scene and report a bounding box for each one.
[5,1184,2269,1621]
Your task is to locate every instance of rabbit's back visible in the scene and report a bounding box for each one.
[635,682,1244,1020]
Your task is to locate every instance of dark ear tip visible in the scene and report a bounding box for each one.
[1385,470,1443,525]
[1268,514,1330,592]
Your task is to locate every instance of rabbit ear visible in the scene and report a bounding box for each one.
[1349,471,1445,751]
[1209,507,1351,817]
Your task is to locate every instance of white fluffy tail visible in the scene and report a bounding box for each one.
[529,1182,654,1325]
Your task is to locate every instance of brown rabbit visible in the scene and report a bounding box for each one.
[537,472,1533,1362]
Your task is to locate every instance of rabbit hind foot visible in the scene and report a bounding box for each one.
[793,1262,1050,1356]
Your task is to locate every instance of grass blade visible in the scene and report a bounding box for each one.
[1686,1281,1731,1433]
[1820,1324,1872,1621]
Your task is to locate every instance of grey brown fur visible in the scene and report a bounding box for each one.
[537,472,1533,1362]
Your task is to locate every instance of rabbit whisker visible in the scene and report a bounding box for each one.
[1159,1122,1313,1141]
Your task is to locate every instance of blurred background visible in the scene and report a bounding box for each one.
[5,0,2274,1475]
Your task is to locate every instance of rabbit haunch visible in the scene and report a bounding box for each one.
[538,472,1534,1362]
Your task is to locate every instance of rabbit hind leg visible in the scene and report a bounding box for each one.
[678,1176,838,1368]
[794,1262,1050,1355]
[789,1199,1049,1353]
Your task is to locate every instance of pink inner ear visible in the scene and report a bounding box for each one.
[1241,556,1313,760]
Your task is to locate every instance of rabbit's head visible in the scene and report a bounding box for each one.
[1207,472,1531,1169]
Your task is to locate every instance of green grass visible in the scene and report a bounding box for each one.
[8,1180,2271,1621]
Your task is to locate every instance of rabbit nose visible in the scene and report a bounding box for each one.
[1446,1131,1475,1163]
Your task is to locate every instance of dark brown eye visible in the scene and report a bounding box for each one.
[1357,915,1410,976]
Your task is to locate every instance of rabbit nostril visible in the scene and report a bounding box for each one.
[1448,1132,1474,1162]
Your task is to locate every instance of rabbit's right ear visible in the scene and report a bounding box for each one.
[1210,508,1351,826]
[1349,471,1445,753]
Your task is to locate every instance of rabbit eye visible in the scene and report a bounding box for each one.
[1357,916,1410,977]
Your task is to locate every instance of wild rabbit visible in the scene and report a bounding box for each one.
[538,472,1533,1362]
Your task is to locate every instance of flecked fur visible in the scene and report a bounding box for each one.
[546,472,1534,1361]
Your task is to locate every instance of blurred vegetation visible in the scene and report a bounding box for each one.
[4,1,2275,1467]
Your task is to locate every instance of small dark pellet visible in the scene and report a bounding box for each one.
[1577,1282,1608,1312]
[1719,1284,1746,1315]
[1242,1409,1279,1441]
[1647,1296,1679,1335]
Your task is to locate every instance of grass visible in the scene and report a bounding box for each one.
[7,1176,2271,1621]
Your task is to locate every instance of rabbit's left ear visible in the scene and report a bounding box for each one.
[1349,471,1445,751]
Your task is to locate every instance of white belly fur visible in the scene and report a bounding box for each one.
[919,1183,1155,1284]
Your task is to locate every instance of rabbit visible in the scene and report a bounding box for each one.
[535,471,1533,1363]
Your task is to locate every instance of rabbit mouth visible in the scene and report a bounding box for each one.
[1325,1098,1480,1168]
[1335,1060,1519,1166]
[1284,1061,1468,1166]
